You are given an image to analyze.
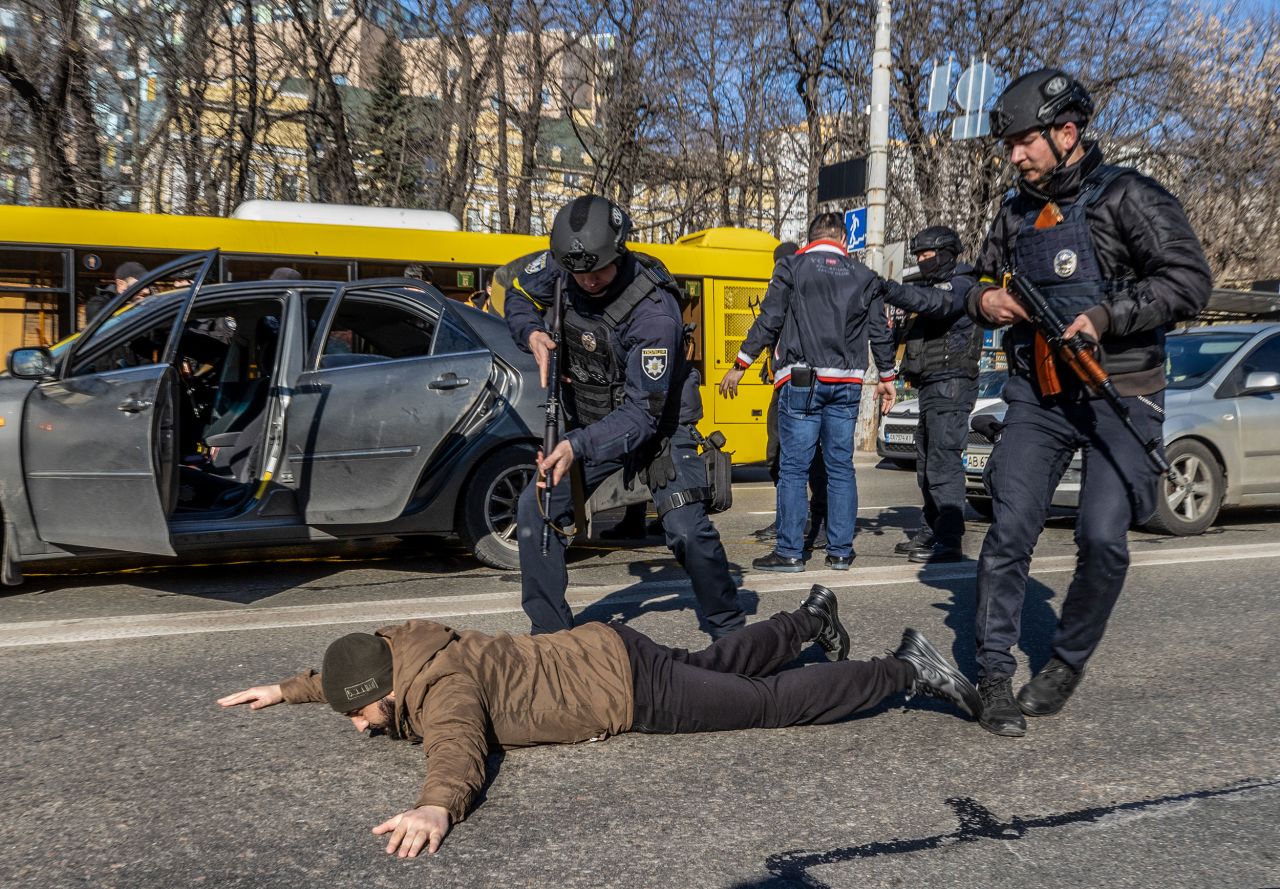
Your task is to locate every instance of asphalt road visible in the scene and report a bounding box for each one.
[1,457,1277,888]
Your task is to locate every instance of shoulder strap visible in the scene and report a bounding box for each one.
[1078,164,1136,210]
[603,265,662,328]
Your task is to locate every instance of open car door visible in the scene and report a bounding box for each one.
[22,251,219,554]
[284,283,494,524]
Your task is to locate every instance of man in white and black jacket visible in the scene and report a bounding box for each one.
[720,214,960,572]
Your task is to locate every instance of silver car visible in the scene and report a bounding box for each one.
[0,251,547,583]
[963,323,1280,535]
[876,369,1009,467]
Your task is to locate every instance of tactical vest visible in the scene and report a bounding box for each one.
[901,275,981,384]
[560,263,681,426]
[1005,165,1145,383]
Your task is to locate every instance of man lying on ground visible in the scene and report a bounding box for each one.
[217,586,977,858]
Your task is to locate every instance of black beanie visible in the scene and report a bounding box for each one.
[321,633,393,713]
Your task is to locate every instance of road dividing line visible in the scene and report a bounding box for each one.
[2,541,1279,648]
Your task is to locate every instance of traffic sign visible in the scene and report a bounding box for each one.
[844,207,867,251]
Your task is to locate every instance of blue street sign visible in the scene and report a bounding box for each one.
[844,207,867,251]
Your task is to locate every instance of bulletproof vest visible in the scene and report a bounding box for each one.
[1004,165,1135,382]
[901,272,981,383]
[560,263,678,426]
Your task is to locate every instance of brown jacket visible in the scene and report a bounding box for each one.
[279,620,634,823]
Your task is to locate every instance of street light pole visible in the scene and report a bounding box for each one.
[857,0,893,451]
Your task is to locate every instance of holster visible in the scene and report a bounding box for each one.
[696,428,733,515]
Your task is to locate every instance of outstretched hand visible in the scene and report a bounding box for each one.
[216,684,284,710]
[373,805,451,857]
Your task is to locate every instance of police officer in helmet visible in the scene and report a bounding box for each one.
[967,68,1211,736]
[505,195,746,638]
[893,225,981,564]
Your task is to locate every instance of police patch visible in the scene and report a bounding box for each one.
[1054,249,1078,278]
[581,331,598,352]
[642,348,668,381]
[524,252,547,274]
[936,281,953,291]
[1045,75,1068,96]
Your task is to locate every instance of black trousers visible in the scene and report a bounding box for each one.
[517,426,745,638]
[914,376,980,548]
[619,609,913,733]
[976,378,1164,678]
[766,385,828,516]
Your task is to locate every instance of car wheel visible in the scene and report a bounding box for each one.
[459,446,537,570]
[1141,439,1223,536]
[966,495,994,519]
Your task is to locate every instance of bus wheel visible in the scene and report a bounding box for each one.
[459,447,537,570]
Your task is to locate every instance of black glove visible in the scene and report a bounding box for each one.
[637,438,677,489]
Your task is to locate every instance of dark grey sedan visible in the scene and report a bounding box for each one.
[0,251,543,583]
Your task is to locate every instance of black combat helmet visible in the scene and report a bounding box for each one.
[909,226,963,257]
[989,68,1093,140]
[550,195,632,273]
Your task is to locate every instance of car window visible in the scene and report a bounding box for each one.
[977,369,1007,399]
[432,313,481,355]
[1238,335,1280,377]
[317,294,436,369]
[1165,333,1253,389]
[68,296,183,376]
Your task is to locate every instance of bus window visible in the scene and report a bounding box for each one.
[0,247,70,351]
[221,256,355,283]
[357,261,485,304]
[72,249,189,332]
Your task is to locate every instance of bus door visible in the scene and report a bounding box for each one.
[21,251,218,554]
[709,278,771,424]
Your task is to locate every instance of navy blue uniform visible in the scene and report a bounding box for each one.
[899,264,982,551]
[966,144,1211,680]
[506,251,745,637]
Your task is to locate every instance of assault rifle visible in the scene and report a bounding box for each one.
[1006,274,1178,484]
[540,277,571,554]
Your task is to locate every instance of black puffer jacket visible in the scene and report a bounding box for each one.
[965,142,1212,396]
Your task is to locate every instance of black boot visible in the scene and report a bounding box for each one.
[894,528,934,555]
[800,584,850,661]
[908,542,965,564]
[978,676,1028,737]
[752,552,805,573]
[891,629,980,717]
[753,520,778,541]
[1017,658,1084,716]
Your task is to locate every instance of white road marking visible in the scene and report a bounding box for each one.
[2,542,1279,649]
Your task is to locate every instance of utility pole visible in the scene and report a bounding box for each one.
[856,0,893,450]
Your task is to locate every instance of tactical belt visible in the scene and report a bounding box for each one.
[656,486,711,518]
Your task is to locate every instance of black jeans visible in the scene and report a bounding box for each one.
[914,376,980,548]
[517,426,745,637]
[976,378,1164,678]
[619,609,913,733]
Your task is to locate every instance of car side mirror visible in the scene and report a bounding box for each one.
[8,346,56,380]
[1240,370,1280,396]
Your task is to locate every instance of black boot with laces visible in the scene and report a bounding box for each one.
[978,676,1027,737]
[1017,657,1084,716]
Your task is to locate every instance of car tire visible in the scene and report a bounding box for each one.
[1141,439,1223,536]
[966,495,995,519]
[459,446,537,570]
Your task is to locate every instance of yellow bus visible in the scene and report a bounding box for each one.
[0,205,777,461]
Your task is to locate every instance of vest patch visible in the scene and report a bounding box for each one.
[524,253,547,274]
[1054,249,1078,278]
[581,331,598,352]
[642,348,668,381]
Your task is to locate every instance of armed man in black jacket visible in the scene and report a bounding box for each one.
[894,226,982,565]
[966,68,1212,738]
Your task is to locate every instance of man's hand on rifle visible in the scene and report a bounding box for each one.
[718,366,746,398]
[1063,312,1100,344]
[528,329,557,389]
[538,439,576,487]
[979,288,1031,326]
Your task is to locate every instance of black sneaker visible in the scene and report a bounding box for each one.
[978,676,1028,737]
[908,543,965,564]
[753,520,778,541]
[801,584,850,661]
[891,629,980,717]
[894,528,935,555]
[752,552,805,573]
[824,554,853,570]
[1017,658,1084,716]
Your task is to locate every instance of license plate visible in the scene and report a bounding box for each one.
[964,453,988,472]
[885,433,913,444]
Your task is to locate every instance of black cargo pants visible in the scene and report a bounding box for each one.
[617,609,913,733]
[517,426,745,638]
[975,380,1164,679]
[914,376,980,548]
